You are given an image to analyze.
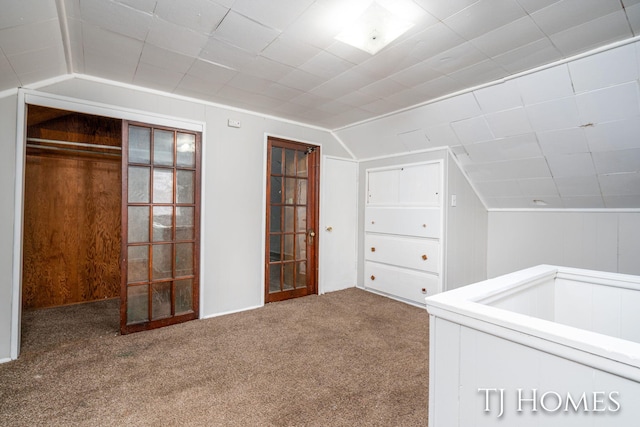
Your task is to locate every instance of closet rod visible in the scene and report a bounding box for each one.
[26,137,122,151]
[26,144,122,158]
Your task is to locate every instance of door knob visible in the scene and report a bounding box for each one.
[308,229,316,237]
[325,226,333,232]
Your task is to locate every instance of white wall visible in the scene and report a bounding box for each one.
[0,94,17,361]
[488,211,640,278]
[1,77,355,360]
[445,153,487,290]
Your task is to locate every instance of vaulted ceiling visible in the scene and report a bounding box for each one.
[1,0,640,208]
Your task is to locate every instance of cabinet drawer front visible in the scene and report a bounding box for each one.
[365,262,440,304]
[365,234,440,273]
[365,207,440,238]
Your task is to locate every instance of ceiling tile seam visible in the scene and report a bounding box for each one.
[333,35,640,132]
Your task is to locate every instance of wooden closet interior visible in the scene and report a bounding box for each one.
[22,105,122,309]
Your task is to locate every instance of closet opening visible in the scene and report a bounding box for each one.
[21,105,122,344]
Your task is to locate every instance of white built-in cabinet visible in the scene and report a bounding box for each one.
[364,161,443,305]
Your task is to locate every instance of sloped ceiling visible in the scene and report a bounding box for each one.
[1,0,639,209]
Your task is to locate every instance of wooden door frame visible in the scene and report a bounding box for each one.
[264,136,320,303]
[120,120,202,334]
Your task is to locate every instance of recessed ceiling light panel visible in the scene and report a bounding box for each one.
[335,2,414,55]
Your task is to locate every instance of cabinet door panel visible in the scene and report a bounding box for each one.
[365,234,440,273]
[398,163,441,206]
[367,168,399,205]
[365,207,440,238]
[365,261,439,303]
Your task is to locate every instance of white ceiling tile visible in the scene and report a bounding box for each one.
[421,92,482,126]
[450,145,472,165]
[547,152,596,177]
[553,175,601,196]
[389,62,444,89]
[451,116,494,144]
[359,78,409,99]
[568,43,638,93]
[425,123,461,146]
[0,19,62,56]
[585,117,640,152]
[7,45,65,75]
[530,0,621,35]
[358,43,425,81]
[298,51,354,80]
[154,0,227,34]
[335,90,379,108]
[604,195,640,208]
[465,133,540,162]
[575,82,640,124]
[516,0,561,14]
[325,40,372,65]
[593,148,640,174]
[116,0,157,14]
[537,127,589,155]
[17,64,67,86]
[471,16,545,57]
[146,18,209,57]
[282,1,350,50]
[186,58,237,83]
[465,157,551,180]
[549,11,632,56]
[133,61,185,89]
[492,37,563,74]
[422,42,490,75]
[81,0,152,41]
[82,23,144,61]
[412,76,457,101]
[517,177,558,196]
[200,38,256,70]
[214,11,280,54]
[277,69,324,92]
[231,0,314,31]
[84,51,137,82]
[409,22,466,59]
[473,80,523,113]
[385,86,434,107]
[444,0,526,40]
[0,54,21,88]
[446,60,506,89]
[261,36,322,68]
[626,3,640,35]
[485,107,532,138]
[475,180,522,198]
[412,0,478,20]
[0,0,58,30]
[398,129,429,151]
[516,64,573,105]
[140,44,196,74]
[563,196,605,208]
[599,172,640,196]
[175,74,223,96]
[525,96,582,132]
[260,83,304,102]
[226,73,274,92]
[360,99,401,115]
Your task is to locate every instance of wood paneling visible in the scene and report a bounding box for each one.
[22,106,122,309]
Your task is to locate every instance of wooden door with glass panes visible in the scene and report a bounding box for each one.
[121,121,201,334]
[265,137,319,303]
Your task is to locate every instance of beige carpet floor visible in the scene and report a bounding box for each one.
[0,288,429,426]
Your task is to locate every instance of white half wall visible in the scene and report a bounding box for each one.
[488,211,640,278]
